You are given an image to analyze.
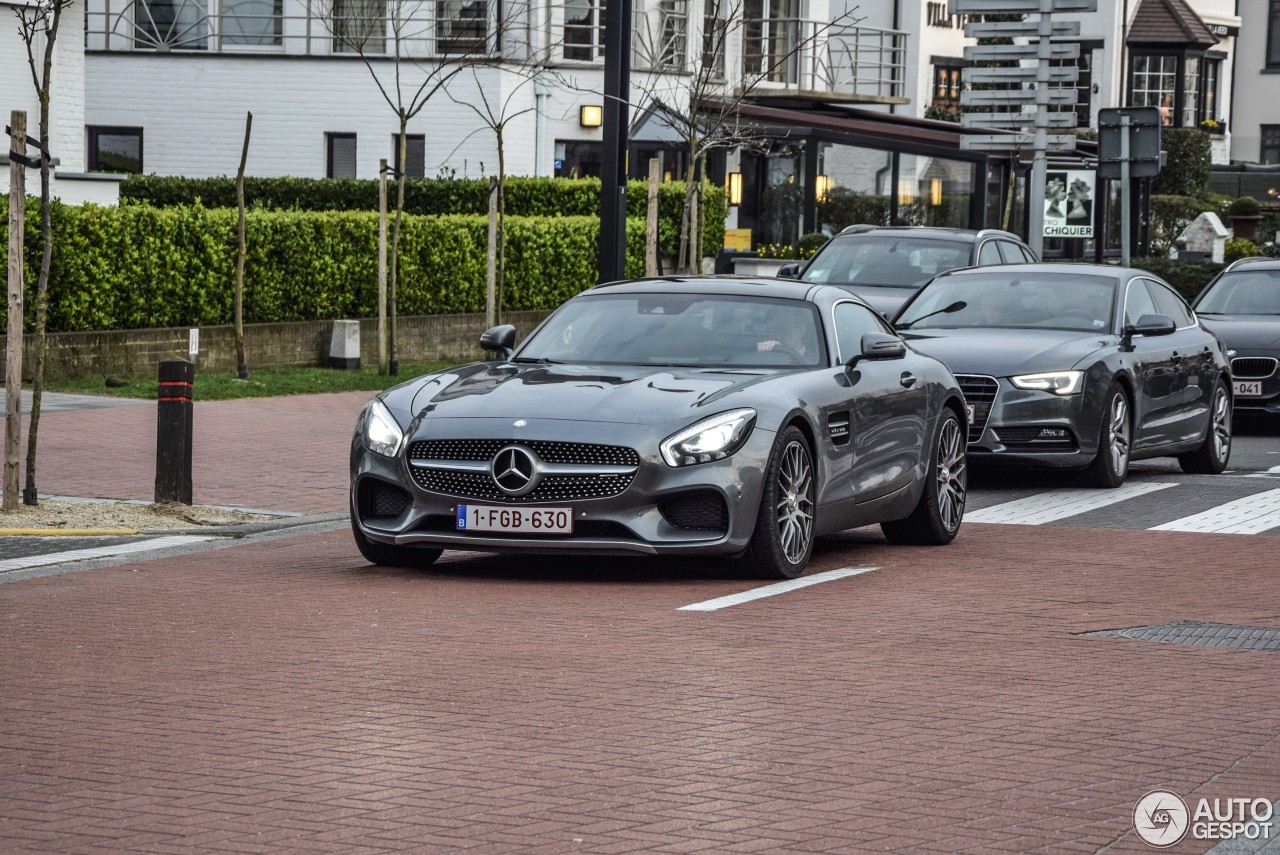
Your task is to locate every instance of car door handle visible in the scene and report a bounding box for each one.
[900,372,917,388]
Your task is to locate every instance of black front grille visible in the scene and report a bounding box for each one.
[411,469,634,503]
[1232,357,1278,380]
[955,374,998,444]
[659,491,729,532]
[415,515,637,540]
[358,479,412,520]
[994,426,1079,452]
[409,440,639,467]
[407,439,640,503]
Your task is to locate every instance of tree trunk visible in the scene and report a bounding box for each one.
[4,112,26,513]
[496,124,506,323]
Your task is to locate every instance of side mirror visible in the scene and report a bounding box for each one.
[480,324,517,359]
[1123,313,1176,339]
[777,263,801,279]
[848,332,907,367]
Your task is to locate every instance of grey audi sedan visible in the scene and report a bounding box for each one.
[1192,257,1280,417]
[351,277,969,579]
[893,264,1233,487]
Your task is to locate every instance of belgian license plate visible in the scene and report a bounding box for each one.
[456,505,574,534]
[1234,380,1263,397]
[965,403,976,424]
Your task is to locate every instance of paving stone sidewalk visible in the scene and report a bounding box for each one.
[10,390,372,515]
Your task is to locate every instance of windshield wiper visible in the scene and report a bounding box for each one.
[896,300,967,330]
[509,356,562,364]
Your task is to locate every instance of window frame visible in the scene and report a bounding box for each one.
[391,133,426,179]
[87,126,144,173]
[326,132,358,179]
[436,0,489,55]
[1268,0,1280,69]
[1261,125,1280,166]
[562,0,605,62]
[1127,49,1206,128]
[832,299,895,365]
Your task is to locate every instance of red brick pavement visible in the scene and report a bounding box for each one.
[1,523,1277,853]
[20,391,372,514]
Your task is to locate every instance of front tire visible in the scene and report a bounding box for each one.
[881,408,967,545]
[1179,378,1232,474]
[351,515,442,568]
[1082,382,1131,488]
[734,425,815,580]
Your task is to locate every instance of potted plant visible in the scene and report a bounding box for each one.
[1228,195,1263,241]
[1199,118,1226,135]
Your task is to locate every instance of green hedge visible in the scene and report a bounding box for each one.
[1152,129,1211,197]
[120,175,727,259]
[1,200,658,332]
[1129,255,1223,302]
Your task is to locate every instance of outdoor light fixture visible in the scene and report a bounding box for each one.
[727,172,742,206]
[815,174,832,201]
[930,178,943,206]
[898,179,914,205]
[579,104,603,128]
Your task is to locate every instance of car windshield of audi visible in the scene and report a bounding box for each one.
[351,277,970,579]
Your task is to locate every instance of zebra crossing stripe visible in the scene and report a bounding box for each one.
[1149,488,1280,534]
[965,481,1178,525]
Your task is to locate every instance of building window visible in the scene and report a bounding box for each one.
[327,132,357,178]
[1262,126,1280,166]
[1051,50,1093,128]
[391,134,425,179]
[554,140,602,178]
[744,0,801,84]
[1200,57,1222,126]
[135,0,209,49]
[221,0,282,46]
[1130,54,1177,121]
[702,1,727,80]
[563,0,604,61]
[1269,0,1280,68]
[931,62,962,111]
[332,0,385,54]
[437,0,487,54]
[87,126,144,173]
[656,0,687,69]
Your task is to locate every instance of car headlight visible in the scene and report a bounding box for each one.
[1010,370,1084,395]
[660,409,756,467]
[362,399,404,457]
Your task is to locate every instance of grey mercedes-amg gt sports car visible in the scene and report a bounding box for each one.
[350,277,969,579]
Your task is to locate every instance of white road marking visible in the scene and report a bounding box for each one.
[1246,465,1280,478]
[1149,489,1280,534]
[0,536,215,574]
[677,566,878,612]
[964,482,1178,525]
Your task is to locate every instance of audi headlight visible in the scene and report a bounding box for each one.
[362,400,404,457]
[1010,370,1083,395]
[660,409,756,467]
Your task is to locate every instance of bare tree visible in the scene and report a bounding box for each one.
[13,0,73,506]
[625,0,866,272]
[443,13,575,321]
[317,0,492,373]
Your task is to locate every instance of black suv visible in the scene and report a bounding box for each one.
[780,225,1037,316]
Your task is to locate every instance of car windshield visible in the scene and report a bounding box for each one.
[1195,270,1280,315]
[896,272,1117,332]
[516,293,825,368]
[801,236,972,289]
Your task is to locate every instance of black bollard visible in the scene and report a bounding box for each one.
[155,359,194,505]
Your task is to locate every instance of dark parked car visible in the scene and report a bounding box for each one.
[1191,257,1280,416]
[351,278,969,579]
[780,225,1036,316]
[893,264,1233,487]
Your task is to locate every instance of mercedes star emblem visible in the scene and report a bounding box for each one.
[491,445,541,496]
